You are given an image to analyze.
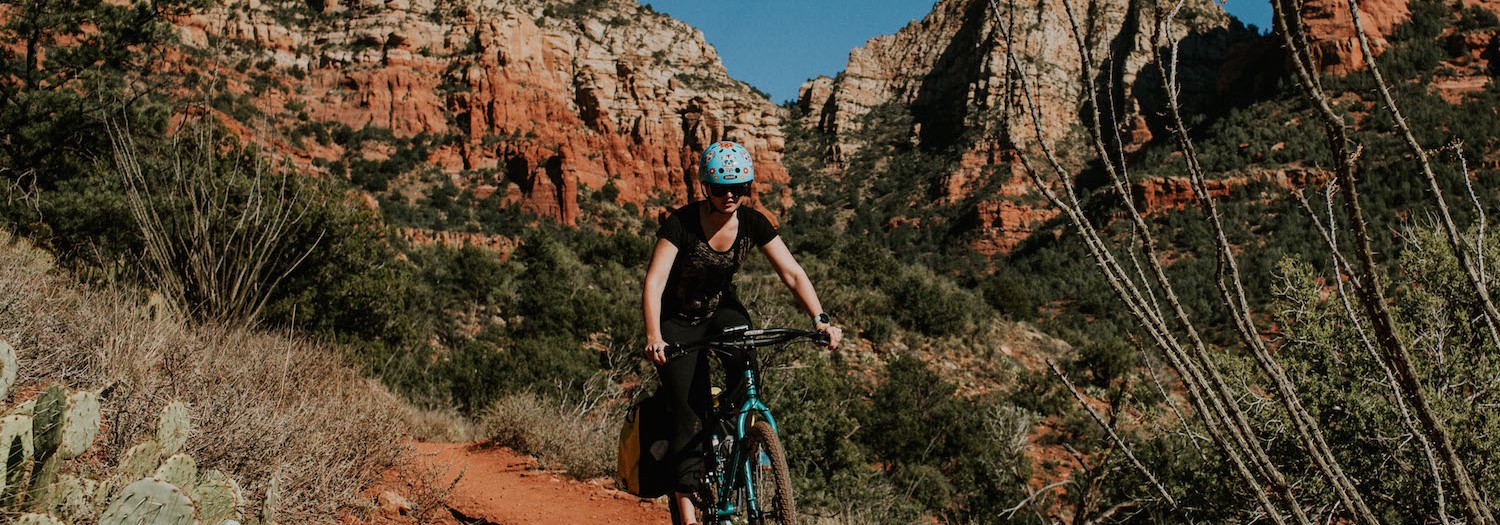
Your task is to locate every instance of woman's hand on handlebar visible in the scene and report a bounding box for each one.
[645,336,669,365]
[817,322,843,350]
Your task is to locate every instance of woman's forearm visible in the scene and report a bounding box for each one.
[642,238,677,342]
[643,281,665,340]
[783,268,824,321]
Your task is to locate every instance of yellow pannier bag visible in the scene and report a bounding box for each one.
[617,391,671,498]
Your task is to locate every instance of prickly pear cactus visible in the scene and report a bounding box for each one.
[261,472,280,525]
[99,478,196,525]
[119,439,162,480]
[0,414,34,460]
[157,401,191,457]
[60,389,101,460]
[0,340,16,401]
[2,433,25,507]
[32,383,66,461]
[13,513,65,525]
[27,453,60,511]
[0,414,33,502]
[194,471,243,525]
[50,473,95,523]
[8,399,34,417]
[27,383,67,510]
[155,453,197,491]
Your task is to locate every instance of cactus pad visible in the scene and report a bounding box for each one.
[27,453,60,511]
[99,478,196,525]
[60,389,101,460]
[154,453,197,491]
[52,474,94,523]
[31,383,66,462]
[119,439,162,480]
[157,401,191,457]
[9,399,34,417]
[0,340,15,401]
[193,474,243,525]
[13,513,65,525]
[0,414,33,461]
[2,430,26,506]
[261,472,280,525]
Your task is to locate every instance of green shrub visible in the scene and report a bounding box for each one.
[889,268,976,335]
[981,271,1036,320]
[857,356,1034,519]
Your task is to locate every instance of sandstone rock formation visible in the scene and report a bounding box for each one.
[1129,168,1332,215]
[397,227,520,258]
[795,0,1230,256]
[175,0,788,227]
[1299,0,1410,74]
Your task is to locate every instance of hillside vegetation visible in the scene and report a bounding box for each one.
[8,0,1500,523]
[0,0,1077,522]
[0,231,412,522]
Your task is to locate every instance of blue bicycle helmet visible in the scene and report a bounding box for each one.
[699,141,755,184]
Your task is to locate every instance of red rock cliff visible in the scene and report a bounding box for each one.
[796,0,1230,256]
[1300,0,1410,74]
[175,0,788,226]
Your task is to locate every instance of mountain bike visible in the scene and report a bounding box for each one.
[664,326,830,525]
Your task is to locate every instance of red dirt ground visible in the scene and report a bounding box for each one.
[360,441,670,525]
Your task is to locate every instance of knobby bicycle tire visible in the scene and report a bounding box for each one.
[742,421,797,525]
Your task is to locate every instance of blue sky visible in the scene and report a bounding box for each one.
[644,0,1274,104]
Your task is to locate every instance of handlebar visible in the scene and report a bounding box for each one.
[664,327,831,362]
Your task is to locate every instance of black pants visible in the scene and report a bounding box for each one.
[658,305,752,492]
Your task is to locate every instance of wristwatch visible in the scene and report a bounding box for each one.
[813,312,830,326]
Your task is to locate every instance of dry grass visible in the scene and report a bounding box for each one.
[477,384,621,481]
[0,232,412,522]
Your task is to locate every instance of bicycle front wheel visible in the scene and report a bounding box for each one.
[742,421,797,525]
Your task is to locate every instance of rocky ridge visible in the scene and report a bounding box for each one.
[797,0,1232,255]
[174,0,788,227]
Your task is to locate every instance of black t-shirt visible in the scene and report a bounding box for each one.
[656,202,778,322]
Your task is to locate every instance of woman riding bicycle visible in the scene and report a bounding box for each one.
[642,140,842,523]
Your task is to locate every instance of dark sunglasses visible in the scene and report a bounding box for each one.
[708,182,752,197]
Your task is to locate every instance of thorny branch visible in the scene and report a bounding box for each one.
[1048,359,1177,509]
[988,0,1298,521]
[1293,187,1455,525]
[1272,0,1493,519]
[1345,0,1500,352]
[1150,2,1378,523]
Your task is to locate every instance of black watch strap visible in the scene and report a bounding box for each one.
[813,312,830,325]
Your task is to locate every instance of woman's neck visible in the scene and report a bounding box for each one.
[700,200,734,228]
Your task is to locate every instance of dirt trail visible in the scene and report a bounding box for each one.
[390,441,671,525]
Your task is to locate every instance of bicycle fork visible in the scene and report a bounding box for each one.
[711,368,780,523]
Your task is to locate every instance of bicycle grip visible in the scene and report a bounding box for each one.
[663,343,689,362]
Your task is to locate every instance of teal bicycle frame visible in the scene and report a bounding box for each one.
[667,327,828,524]
[711,344,777,521]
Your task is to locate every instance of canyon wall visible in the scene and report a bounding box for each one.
[175,0,788,225]
[797,0,1233,255]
